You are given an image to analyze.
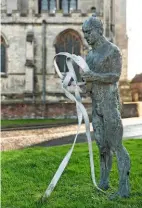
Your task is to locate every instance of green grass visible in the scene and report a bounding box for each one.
[1,118,77,128]
[2,139,142,208]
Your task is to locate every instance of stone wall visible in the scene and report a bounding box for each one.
[1,102,92,119]
[79,0,104,14]
[1,13,93,101]
[2,101,141,119]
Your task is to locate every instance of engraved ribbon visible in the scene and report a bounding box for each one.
[42,52,104,201]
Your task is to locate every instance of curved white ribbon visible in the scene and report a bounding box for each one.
[43,53,105,201]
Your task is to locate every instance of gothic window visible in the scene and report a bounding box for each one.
[39,0,57,13]
[60,0,78,13]
[55,30,82,80]
[38,0,78,13]
[0,36,7,74]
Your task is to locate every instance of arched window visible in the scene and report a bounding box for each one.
[55,29,82,80]
[0,36,7,74]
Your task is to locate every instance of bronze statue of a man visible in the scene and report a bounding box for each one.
[82,14,130,198]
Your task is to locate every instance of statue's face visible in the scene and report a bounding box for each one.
[82,20,100,46]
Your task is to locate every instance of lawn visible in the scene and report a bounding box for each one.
[1,118,77,128]
[1,139,142,208]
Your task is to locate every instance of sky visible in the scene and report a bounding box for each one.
[127,0,142,79]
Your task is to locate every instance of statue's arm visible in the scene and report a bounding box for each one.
[87,71,120,84]
[83,49,122,84]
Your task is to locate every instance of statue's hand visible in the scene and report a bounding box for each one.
[82,71,94,82]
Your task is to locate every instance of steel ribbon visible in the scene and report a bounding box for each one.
[43,52,105,201]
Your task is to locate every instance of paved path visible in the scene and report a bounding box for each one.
[33,117,142,148]
[1,117,142,151]
[123,117,142,138]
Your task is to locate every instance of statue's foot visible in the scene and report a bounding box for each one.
[98,182,109,191]
[109,190,130,200]
[109,192,120,200]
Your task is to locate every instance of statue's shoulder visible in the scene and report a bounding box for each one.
[108,41,122,57]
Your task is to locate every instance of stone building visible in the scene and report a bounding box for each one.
[130,73,142,102]
[1,0,129,119]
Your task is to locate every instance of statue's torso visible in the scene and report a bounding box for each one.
[86,41,121,106]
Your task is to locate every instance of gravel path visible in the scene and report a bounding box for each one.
[1,124,87,151]
[1,117,142,151]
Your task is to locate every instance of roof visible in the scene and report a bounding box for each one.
[131,73,142,83]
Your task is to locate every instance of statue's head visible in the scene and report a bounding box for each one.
[82,14,104,46]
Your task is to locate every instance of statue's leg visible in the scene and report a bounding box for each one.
[92,110,112,190]
[98,147,113,190]
[104,108,130,199]
[114,144,130,198]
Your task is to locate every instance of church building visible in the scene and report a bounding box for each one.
[1,0,130,118]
